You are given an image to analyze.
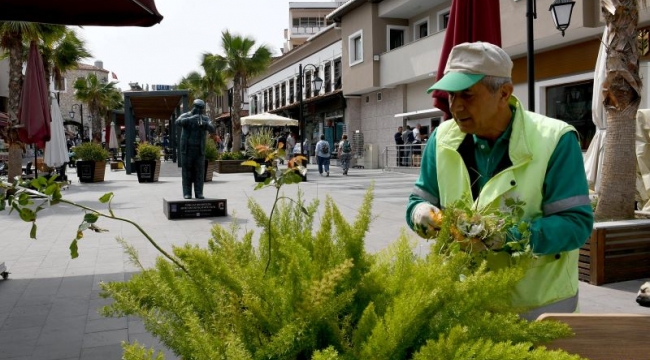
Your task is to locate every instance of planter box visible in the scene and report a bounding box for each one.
[134,160,160,183]
[76,161,106,183]
[579,219,650,285]
[205,160,217,182]
[215,160,250,174]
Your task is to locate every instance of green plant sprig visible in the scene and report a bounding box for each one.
[0,176,189,275]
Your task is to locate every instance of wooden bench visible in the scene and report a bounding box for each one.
[580,220,650,285]
[538,313,650,359]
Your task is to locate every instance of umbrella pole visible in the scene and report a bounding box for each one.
[34,145,38,177]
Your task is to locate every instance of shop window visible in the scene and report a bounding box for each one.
[545,80,595,150]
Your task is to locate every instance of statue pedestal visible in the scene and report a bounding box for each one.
[163,198,227,220]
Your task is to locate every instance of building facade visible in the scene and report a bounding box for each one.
[57,61,110,140]
[249,0,650,169]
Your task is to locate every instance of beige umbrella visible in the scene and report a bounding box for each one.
[44,96,70,168]
[241,113,298,127]
[109,121,119,149]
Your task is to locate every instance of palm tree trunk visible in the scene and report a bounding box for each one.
[92,108,102,143]
[6,32,24,180]
[231,76,243,152]
[595,0,642,220]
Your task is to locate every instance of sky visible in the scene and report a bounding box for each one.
[78,0,328,91]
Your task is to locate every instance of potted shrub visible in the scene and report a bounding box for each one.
[74,142,110,183]
[245,128,275,182]
[204,136,219,182]
[133,142,162,183]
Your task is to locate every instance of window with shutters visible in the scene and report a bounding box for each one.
[324,62,332,93]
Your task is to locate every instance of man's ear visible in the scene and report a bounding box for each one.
[500,83,514,104]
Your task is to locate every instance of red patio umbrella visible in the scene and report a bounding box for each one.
[431,0,502,119]
[18,41,51,150]
[1,0,163,27]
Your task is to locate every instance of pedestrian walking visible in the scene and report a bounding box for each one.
[338,134,352,175]
[394,126,404,166]
[286,132,296,162]
[315,134,331,176]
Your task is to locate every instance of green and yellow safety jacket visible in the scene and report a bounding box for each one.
[407,96,594,319]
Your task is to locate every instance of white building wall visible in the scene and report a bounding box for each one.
[248,41,342,104]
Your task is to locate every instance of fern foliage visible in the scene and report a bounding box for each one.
[101,187,583,360]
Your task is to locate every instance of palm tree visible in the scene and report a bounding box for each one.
[200,53,228,123]
[0,21,64,180]
[73,73,122,142]
[211,31,272,151]
[595,0,643,220]
[40,27,92,91]
[177,71,204,106]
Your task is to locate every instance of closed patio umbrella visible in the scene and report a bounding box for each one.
[18,41,52,177]
[584,28,609,193]
[430,0,502,120]
[44,96,70,168]
[109,121,119,150]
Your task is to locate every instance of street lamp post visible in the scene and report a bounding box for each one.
[526,0,575,111]
[69,103,84,141]
[297,63,323,158]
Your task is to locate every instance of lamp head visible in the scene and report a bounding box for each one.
[549,0,575,37]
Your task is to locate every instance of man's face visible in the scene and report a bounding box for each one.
[398,127,403,132]
[448,81,506,138]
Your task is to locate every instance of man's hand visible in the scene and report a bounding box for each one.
[412,202,442,239]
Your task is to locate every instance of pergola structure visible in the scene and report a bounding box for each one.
[122,90,189,174]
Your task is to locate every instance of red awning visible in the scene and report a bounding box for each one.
[1,0,163,27]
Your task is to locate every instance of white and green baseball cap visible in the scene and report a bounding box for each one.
[427,42,513,93]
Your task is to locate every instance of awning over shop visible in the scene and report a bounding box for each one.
[394,108,443,118]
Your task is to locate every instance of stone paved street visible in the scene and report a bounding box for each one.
[0,161,648,359]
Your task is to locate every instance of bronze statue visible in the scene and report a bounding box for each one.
[175,99,215,199]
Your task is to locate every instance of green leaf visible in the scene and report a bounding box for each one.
[19,208,36,222]
[99,192,113,204]
[44,184,58,196]
[30,223,37,239]
[18,193,31,206]
[69,239,79,259]
[84,213,99,223]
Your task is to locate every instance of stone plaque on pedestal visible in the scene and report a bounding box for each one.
[163,198,227,219]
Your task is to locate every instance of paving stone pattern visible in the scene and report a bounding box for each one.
[0,161,648,359]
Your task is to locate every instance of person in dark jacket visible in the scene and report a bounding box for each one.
[394,126,405,166]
